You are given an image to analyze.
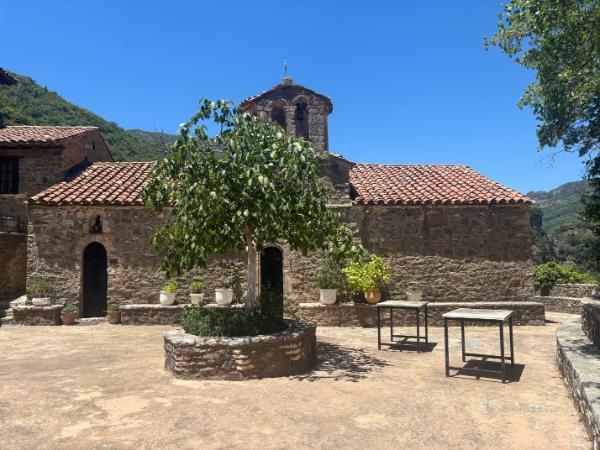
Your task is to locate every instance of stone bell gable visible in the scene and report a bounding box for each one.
[239,77,333,152]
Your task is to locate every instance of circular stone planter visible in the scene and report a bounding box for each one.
[163,320,316,380]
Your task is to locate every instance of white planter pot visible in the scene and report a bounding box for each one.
[406,292,423,302]
[190,293,204,305]
[32,297,51,306]
[215,288,233,306]
[319,289,337,305]
[159,291,176,305]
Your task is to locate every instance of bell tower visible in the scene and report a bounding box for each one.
[239,76,333,152]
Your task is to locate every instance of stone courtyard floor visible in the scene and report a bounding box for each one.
[0,314,591,449]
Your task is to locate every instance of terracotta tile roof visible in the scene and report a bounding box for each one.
[29,162,153,206]
[0,126,98,145]
[349,164,531,205]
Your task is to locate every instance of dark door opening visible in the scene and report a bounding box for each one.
[82,242,107,318]
[260,247,283,318]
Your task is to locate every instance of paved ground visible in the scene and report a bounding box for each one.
[0,314,591,449]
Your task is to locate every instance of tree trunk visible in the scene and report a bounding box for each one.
[246,233,257,313]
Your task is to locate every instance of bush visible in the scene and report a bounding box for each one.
[161,280,178,293]
[343,255,391,293]
[215,260,240,289]
[61,305,78,314]
[533,261,597,291]
[106,303,120,313]
[181,307,285,337]
[315,258,345,289]
[27,277,52,297]
[189,280,204,293]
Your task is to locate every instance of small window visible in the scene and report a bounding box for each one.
[0,157,18,194]
[271,101,286,129]
[295,102,309,140]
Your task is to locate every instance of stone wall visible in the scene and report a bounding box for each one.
[12,304,62,325]
[164,321,316,380]
[534,295,583,314]
[296,301,545,327]
[0,231,26,299]
[582,299,600,350]
[550,284,598,298]
[556,318,600,448]
[121,304,184,325]
[27,201,533,314]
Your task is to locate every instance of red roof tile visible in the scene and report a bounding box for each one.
[29,162,153,206]
[0,126,98,145]
[349,164,531,205]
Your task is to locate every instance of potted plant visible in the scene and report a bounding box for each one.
[160,280,178,305]
[315,258,344,305]
[61,305,78,325]
[215,260,239,306]
[189,280,205,305]
[343,255,391,304]
[27,277,53,306]
[106,303,121,324]
[406,288,423,302]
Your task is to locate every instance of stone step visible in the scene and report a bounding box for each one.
[296,301,545,327]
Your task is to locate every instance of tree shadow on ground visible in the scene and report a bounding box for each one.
[292,341,391,382]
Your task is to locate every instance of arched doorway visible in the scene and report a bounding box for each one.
[82,242,107,318]
[260,247,283,318]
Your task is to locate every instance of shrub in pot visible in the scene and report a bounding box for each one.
[189,280,205,305]
[106,303,121,324]
[160,280,178,305]
[215,260,239,306]
[406,288,423,302]
[343,255,391,304]
[315,258,345,305]
[27,277,53,306]
[61,305,78,325]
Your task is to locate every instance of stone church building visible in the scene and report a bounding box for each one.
[1,77,534,320]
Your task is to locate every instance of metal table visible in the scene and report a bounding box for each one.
[376,300,428,352]
[442,308,515,382]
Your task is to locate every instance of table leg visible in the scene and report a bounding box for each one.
[424,304,428,344]
[416,308,421,352]
[377,307,381,350]
[390,307,394,342]
[499,321,506,383]
[509,316,514,366]
[460,320,466,362]
[444,318,449,377]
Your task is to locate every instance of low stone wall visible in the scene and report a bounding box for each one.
[164,321,316,380]
[12,305,62,325]
[120,304,183,325]
[295,301,545,327]
[534,295,583,314]
[582,299,600,350]
[556,318,600,448]
[550,284,598,298]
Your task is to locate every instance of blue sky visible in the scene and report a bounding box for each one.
[3,0,586,193]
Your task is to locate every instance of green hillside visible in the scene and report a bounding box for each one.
[0,71,176,161]
[528,180,595,271]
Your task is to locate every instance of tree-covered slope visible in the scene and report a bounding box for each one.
[0,71,176,161]
[528,180,595,271]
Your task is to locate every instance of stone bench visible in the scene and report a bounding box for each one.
[12,304,62,325]
[295,301,545,327]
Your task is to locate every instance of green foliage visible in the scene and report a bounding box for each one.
[0,71,175,161]
[106,303,120,313]
[343,255,391,293]
[324,225,369,266]
[215,260,240,289]
[533,261,597,291]
[189,280,204,293]
[181,306,285,337]
[315,257,345,289]
[142,98,346,309]
[61,305,78,314]
[26,277,52,297]
[161,280,178,293]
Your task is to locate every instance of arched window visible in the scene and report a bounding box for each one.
[295,102,309,140]
[270,101,286,129]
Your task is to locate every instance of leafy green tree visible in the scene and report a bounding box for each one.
[487,0,600,265]
[142,99,345,311]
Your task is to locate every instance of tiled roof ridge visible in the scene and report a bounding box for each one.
[0,125,99,145]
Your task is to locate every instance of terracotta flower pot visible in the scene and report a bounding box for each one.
[106,311,121,324]
[364,289,382,304]
[61,312,78,325]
